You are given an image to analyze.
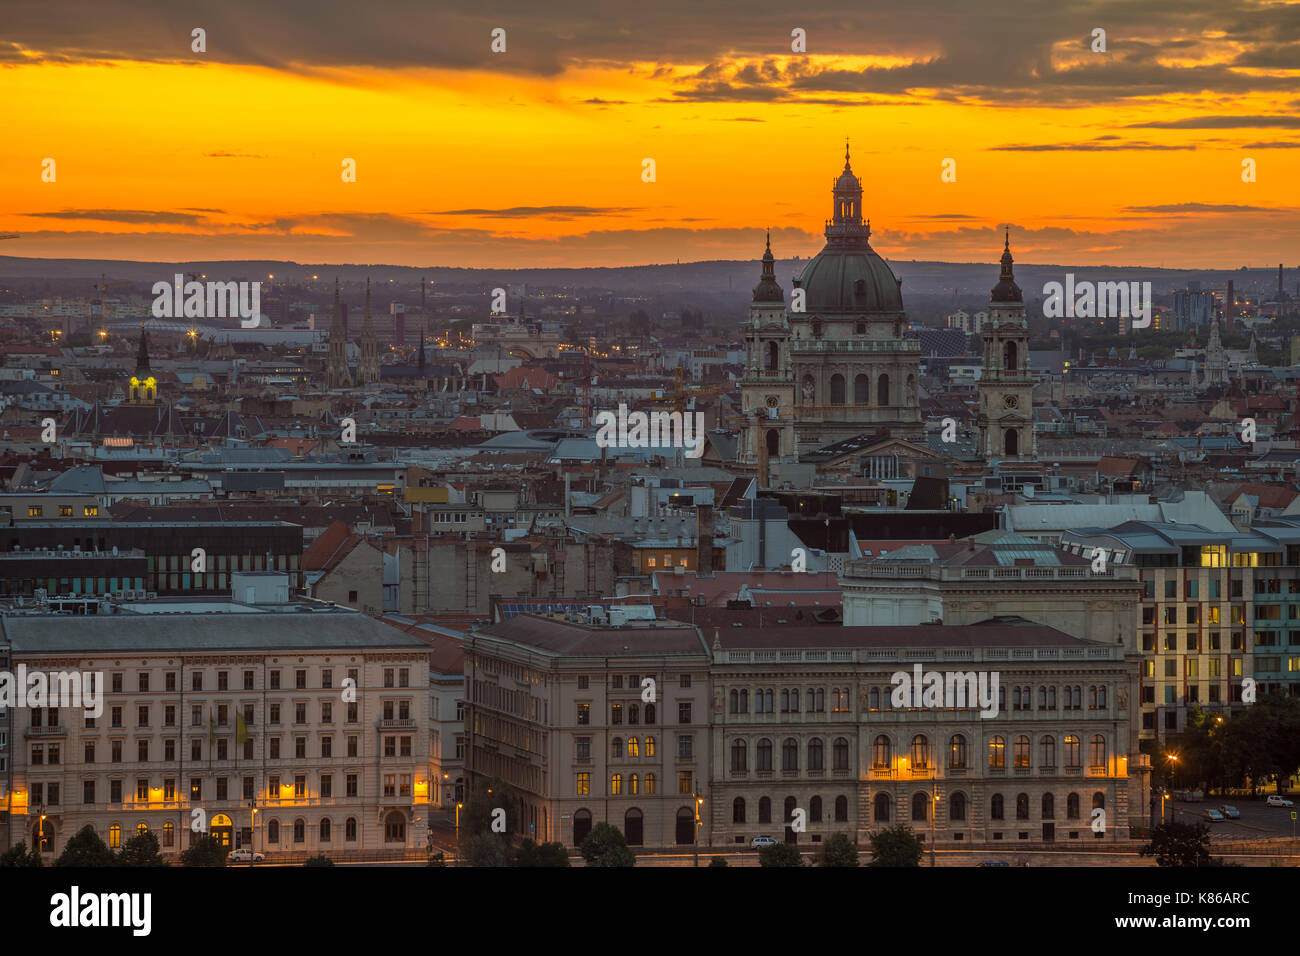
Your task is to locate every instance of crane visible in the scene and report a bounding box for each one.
[91,272,131,331]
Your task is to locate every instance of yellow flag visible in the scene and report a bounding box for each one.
[236,712,249,744]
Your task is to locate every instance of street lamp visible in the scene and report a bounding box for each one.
[693,792,704,867]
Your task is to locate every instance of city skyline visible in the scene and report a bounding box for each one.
[2,0,1299,268]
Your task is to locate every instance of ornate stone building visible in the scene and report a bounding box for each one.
[740,145,922,460]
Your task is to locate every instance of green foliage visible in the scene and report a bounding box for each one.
[758,842,804,867]
[302,855,335,867]
[0,842,42,867]
[868,826,923,867]
[818,833,859,867]
[181,834,229,867]
[580,822,636,867]
[118,830,165,867]
[515,839,571,867]
[1139,821,1212,867]
[55,824,116,867]
[708,856,729,867]
[459,776,520,866]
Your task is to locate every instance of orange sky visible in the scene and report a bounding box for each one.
[3,3,1298,268]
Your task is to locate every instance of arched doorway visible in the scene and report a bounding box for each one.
[675,807,694,845]
[765,429,780,458]
[211,813,233,849]
[877,374,890,407]
[32,820,56,854]
[383,811,406,843]
[573,809,592,846]
[625,808,644,846]
[1004,428,1019,456]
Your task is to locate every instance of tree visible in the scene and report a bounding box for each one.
[302,855,335,867]
[1139,821,1214,867]
[515,839,571,867]
[580,822,636,867]
[819,833,859,867]
[181,834,228,867]
[55,824,116,867]
[708,856,729,867]
[118,830,165,867]
[758,842,804,867]
[459,776,520,867]
[0,842,42,867]
[868,826,923,867]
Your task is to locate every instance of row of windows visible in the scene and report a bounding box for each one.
[730,791,1107,825]
[30,733,413,765]
[723,734,1111,773]
[92,665,405,693]
[727,685,1108,715]
[575,771,698,796]
[30,771,370,805]
[577,702,692,725]
[27,504,99,517]
[83,816,388,850]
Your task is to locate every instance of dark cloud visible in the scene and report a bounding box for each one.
[204,151,265,158]
[1123,203,1278,213]
[21,208,218,225]
[430,206,642,219]
[990,140,1195,151]
[4,0,1297,107]
[1127,115,1300,129]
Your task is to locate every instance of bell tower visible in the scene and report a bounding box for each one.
[739,232,795,467]
[977,232,1036,463]
[127,327,157,403]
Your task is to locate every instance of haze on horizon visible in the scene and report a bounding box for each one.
[2,0,1298,270]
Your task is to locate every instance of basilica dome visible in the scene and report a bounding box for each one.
[793,144,905,316]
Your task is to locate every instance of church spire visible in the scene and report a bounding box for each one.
[752,230,783,303]
[991,230,1022,303]
[136,326,151,372]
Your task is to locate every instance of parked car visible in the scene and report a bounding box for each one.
[1266,795,1295,808]
[1203,808,1225,822]
[1220,805,1240,819]
[228,848,265,863]
[750,835,778,849]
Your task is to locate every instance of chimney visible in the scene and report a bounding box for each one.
[697,503,714,576]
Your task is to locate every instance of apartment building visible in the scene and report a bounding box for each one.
[464,614,713,848]
[2,596,433,860]
[1061,518,1300,742]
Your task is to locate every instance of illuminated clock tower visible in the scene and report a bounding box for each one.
[977,233,1035,463]
[127,327,158,404]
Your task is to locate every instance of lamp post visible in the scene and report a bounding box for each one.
[693,789,704,868]
[37,804,48,856]
[930,779,937,868]
[248,802,258,865]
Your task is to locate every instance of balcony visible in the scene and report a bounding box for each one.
[379,719,417,730]
[793,339,920,353]
[24,725,68,738]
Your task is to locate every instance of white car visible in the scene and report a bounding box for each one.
[228,848,265,863]
[1266,795,1295,808]
[750,835,779,849]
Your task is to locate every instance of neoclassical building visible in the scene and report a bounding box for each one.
[740,144,922,464]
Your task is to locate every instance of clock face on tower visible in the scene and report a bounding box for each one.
[1004,395,1019,409]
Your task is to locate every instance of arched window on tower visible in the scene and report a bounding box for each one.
[766,429,780,458]
[830,374,846,405]
[766,341,778,371]
[1004,341,1018,371]
[877,373,890,407]
[854,374,869,404]
[1004,428,1019,457]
